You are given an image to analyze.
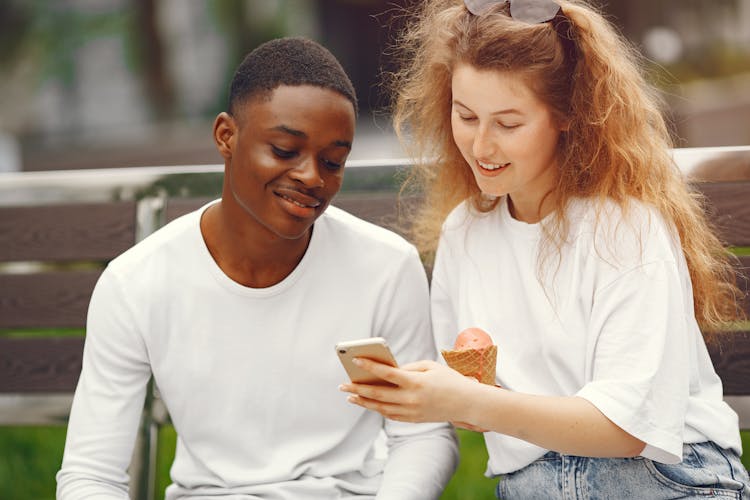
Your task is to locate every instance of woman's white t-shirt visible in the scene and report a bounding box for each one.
[431,195,741,475]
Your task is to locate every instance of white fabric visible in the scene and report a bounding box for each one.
[57,202,458,499]
[431,195,741,475]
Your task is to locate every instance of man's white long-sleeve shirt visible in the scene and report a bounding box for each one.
[57,203,458,499]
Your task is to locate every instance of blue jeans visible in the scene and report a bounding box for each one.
[495,442,750,499]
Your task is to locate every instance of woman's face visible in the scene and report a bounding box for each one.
[451,63,565,222]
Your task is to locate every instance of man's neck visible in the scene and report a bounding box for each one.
[199,202,311,288]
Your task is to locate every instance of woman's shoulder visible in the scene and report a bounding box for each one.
[567,197,680,262]
[567,197,667,231]
[442,196,499,232]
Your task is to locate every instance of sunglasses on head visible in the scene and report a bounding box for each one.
[464,0,561,24]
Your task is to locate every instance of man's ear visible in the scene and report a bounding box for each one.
[213,112,236,159]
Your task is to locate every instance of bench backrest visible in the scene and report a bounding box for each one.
[0,152,748,484]
[0,202,136,393]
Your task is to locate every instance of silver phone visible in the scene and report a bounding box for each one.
[335,337,398,385]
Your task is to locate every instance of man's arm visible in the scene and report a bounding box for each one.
[56,269,152,499]
[375,247,459,499]
[378,424,459,499]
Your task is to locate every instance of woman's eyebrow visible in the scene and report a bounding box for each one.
[452,99,522,116]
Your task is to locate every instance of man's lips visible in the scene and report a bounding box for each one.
[274,187,322,209]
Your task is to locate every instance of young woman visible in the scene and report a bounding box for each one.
[340,0,750,497]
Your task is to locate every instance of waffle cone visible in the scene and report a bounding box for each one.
[441,344,497,385]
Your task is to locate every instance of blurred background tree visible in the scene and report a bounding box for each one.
[0,0,749,172]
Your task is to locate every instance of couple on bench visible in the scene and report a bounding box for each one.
[57,1,749,498]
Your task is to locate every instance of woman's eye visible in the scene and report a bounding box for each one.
[459,114,476,122]
[499,122,520,129]
[271,145,297,159]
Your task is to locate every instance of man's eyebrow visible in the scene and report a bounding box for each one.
[272,125,352,149]
[271,125,307,138]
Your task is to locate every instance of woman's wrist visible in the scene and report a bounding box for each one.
[457,378,504,429]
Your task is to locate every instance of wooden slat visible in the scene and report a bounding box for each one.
[164,197,211,223]
[707,330,750,396]
[0,394,74,425]
[694,181,750,247]
[724,396,750,429]
[334,192,403,229]
[0,270,101,328]
[0,201,137,262]
[337,192,421,239]
[163,193,414,235]
[737,255,750,319]
[0,337,84,392]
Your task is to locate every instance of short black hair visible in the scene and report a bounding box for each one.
[228,37,358,116]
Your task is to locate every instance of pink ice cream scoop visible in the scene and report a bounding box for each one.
[453,327,494,350]
[441,327,498,385]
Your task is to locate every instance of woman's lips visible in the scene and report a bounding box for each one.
[476,160,510,176]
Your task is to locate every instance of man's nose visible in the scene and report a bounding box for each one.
[290,156,325,188]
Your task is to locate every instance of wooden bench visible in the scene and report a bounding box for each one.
[1,149,748,499]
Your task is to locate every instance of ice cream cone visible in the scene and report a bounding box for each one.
[441,344,497,385]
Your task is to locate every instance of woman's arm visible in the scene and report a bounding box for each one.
[340,358,645,458]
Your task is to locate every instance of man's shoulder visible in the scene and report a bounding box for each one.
[321,204,416,256]
[108,205,202,274]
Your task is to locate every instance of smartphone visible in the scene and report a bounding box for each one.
[335,337,398,385]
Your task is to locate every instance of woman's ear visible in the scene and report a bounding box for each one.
[213,112,236,159]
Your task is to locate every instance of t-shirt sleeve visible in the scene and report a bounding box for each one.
[56,268,152,498]
[374,245,459,498]
[575,258,690,464]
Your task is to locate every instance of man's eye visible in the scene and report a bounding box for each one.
[271,145,297,158]
[322,159,343,171]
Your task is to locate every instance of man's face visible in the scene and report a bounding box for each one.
[216,85,356,241]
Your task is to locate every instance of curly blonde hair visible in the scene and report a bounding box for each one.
[390,0,742,331]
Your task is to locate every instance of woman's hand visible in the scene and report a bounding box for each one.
[339,358,482,425]
[340,359,647,456]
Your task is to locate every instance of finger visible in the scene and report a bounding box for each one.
[339,380,401,404]
[346,394,415,422]
[351,357,407,385]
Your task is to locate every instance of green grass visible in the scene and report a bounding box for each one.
[0,328,84,338]
[155,425,177,499]
[441,429,497,499]
[0,427,66,500]
[1,426,748,499]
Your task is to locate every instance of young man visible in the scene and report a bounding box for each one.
[56,37,458,499]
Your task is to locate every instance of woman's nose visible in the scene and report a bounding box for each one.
[472,125,497,160]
